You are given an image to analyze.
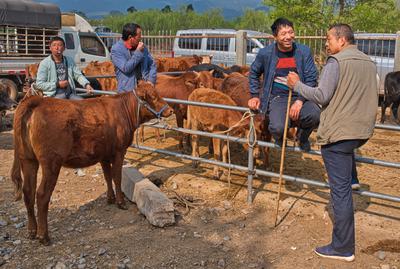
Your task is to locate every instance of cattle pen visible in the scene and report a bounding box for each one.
[76,87,400,207]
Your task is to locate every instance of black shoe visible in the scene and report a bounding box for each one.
[274,138,283,148]
[315,244,355,262]
[296,129,311,152]
[299,139,311,152]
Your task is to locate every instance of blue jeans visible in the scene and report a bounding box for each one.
[321,139,367,254]
[267,95,320,142]
[54,88,83,100]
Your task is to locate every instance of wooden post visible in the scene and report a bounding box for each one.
[394,31,400,72]
[236,30,247,66]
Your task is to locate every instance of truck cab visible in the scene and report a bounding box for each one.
[61,13,110,70]
[0,0,110,99]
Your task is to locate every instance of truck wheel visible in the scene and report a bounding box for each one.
[0,79,18,101]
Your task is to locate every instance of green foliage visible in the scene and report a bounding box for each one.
[262,0,335,31]
[341,0,400,32]
[234,9,273,32]
[127,6,137,13]
[98,9,233,34]
[92,0,400,34]
[161,5,172,13]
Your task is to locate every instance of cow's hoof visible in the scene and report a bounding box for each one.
[213,172,221,180]
[192,160,199,168]
[38,235,51,246]
[107,197,116,204]
[117,203,128,210]
[27,230,37,240]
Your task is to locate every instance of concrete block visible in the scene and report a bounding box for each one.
[121,167,175,227]
[134,178,175,227]
[121,167,144,202]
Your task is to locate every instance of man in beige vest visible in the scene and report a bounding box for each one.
[288,24,378,262]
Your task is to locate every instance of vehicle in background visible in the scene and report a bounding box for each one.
[173,29,269,66]
[0,0,110,99]
[93,25,121,52]
[354,33,396,94]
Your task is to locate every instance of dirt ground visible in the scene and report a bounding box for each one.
[0,110,400,269]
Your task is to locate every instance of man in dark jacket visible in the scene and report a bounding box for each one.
[248,18,320,151]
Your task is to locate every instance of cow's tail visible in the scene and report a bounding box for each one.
[11,96,41,201]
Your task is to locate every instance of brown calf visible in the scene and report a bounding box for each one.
[187,88,260,179]
[83,61,117,91]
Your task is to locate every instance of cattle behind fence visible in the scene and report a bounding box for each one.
[100,30,399,92]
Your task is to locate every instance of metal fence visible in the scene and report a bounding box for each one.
[75,87,400,205]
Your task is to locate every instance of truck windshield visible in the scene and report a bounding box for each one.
[79,33,106,57]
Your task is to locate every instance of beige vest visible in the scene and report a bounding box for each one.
[316,45,378,145]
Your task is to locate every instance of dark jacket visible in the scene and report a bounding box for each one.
[249,42,318,113]
[111,40,157,93]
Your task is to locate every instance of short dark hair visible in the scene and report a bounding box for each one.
[122,23,141,41]
[49,36,65,46]
[328,23,355,44]
[271,18,294,36]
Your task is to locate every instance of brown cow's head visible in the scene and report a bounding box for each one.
[0,83,16,111]
[135,81,174,121]
[183,71,214,91]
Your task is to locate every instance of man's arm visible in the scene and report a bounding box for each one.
[143,49,157,85]
[35,61,57,96]
[249,51,265,98]
[289,58,339,107]
[70,61,90,89]
[111,46,144,75]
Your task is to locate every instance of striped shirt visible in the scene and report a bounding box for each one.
[271,49,298,97]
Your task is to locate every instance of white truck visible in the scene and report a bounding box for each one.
[0,0,110,100]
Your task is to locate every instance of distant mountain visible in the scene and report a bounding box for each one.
[36,0,267,19]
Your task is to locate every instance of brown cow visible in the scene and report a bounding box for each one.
[139,71,215,148]
[187,88,261,179]
[156,55,212,72]
[11,81,173,245]
[83,61,117,91]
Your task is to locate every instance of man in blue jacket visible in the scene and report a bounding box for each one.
[248,18,320,151]
[111,23,157,93]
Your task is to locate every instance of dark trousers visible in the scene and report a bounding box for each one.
[321,139,367,253]
[268,95,320,142]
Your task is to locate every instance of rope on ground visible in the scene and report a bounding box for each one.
[165,189,206,215]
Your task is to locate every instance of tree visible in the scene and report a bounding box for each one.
[161,5,172,13]
[109,10,123,16]
[127,6,137,13]
[262,0,335,30]
[186,4,194,12]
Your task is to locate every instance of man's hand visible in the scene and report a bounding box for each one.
[136,42,145,52]
[289,100,303,121]
[58,80,69,89]
[248,97,260,110]
[85,84,94,95]
[287,71,300,89]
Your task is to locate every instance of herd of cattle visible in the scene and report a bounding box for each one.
[1,54,400,245]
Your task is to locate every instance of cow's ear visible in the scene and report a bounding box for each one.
[209,70,215,76]
[184,80,196,88]
[135,86,146,99]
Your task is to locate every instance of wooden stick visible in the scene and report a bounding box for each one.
[274,88,292,227]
